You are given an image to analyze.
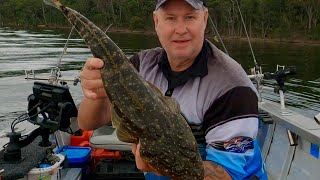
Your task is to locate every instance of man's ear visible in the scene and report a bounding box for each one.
[153,11,159,31]
[203,10,209,28]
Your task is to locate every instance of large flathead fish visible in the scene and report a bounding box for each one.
[44,0,204,179]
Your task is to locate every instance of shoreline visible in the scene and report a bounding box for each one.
[94,27,320,46]
[2,25,320,46]
[234,37,320,46]
[101,27,320,46]
[81,28,320,46]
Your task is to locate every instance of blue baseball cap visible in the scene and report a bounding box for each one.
[155,0,207,10]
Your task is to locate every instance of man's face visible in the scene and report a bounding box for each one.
[154,0,208,62]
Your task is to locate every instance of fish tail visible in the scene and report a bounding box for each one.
[43,0,63,10]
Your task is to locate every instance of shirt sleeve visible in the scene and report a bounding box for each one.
[128,53,140,72]
[202,86,267,179]
[206,138,268,180]
[205,117,258,143]
[203,86,259,134]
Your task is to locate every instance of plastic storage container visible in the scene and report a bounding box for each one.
[70,130,93,147]
[20,154,65,180]
[55,146,91,178]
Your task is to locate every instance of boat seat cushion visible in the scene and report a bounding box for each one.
[90,125,132,151]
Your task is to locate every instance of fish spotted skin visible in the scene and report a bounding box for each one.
[44,0,204,179]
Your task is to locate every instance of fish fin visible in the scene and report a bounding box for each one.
[161,96,181,114]
[111,107,138,143]
[147,81,163,94]
[147,81,181,114]
[111,107,121,128]
[116,127,138,143]
[43,0,62,10]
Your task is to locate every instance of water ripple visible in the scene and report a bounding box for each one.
[0,28,319,130]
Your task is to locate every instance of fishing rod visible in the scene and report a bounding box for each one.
[231,1,297,111]
[207,1,260,73]
[228,0,267,102]
[25,23,114,85]
[208,15,229,55]
[56,26,75,68]
[105,23,113,33]
[50,26,76,85]
[207,0,266,101]
[231,0,260,72]
[47,26,75,85]
[25,26,78,86]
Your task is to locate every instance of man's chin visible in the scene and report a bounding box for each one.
[171,54,192,61]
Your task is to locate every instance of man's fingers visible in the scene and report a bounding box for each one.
[132,143,162,175]
[134,144,150,171]
[84,58,104,70]
[135,143,141,159]
[83,89,98,100]
[132,143,137,155]
[137,143,141,151]
[135,144,161,175]
[83,88,107,100]
[80,58,106,100]
[80,69,101,80]
[81,79,104,90]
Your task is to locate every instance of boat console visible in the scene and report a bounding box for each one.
[27,81,78,132]
[0,81,78,179]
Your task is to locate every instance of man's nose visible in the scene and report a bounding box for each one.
[174,20,188,35]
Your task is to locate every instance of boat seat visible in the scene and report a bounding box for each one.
[90,125,132,151]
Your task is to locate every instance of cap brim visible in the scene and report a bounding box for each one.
[156,0,203,10]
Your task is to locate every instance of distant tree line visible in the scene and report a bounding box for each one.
[0,0,319,40]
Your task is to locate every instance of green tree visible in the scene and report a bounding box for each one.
[0,0,319,41]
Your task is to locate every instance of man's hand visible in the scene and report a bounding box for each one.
[203,161,232,180]
[131,143,161,176]
[80,58,107,100]
[132,144,232,179]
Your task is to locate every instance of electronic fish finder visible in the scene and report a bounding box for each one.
[0,82,78,178]
[27,81,78,132]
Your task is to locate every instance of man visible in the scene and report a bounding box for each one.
[78,0,267,179]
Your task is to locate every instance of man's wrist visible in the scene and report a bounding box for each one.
[203,161,232,180]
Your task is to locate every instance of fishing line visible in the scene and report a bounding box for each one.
[231,0,259,71]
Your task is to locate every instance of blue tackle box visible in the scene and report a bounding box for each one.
[56,146,91,176]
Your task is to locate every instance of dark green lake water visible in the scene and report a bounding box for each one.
[0,27,319,129]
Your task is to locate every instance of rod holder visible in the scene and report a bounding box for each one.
[279,90,291,116]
